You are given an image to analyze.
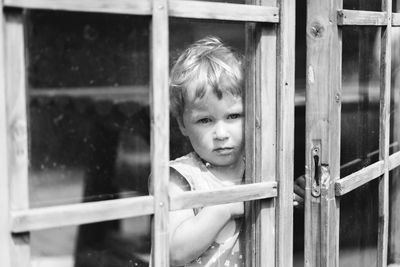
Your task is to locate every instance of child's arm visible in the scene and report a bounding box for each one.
[168,169,243,266]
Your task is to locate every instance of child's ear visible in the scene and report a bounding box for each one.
[177,118,188,136]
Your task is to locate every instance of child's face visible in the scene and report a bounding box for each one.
[178,89,244,168]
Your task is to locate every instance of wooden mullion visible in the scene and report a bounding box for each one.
[335,160,385,196]
[306,0,342,266]
[4,8,30,267]
[151,0,169,266]
[4,0,280,23]
[0,3,12,267]
[393,13,400,26]
[337,9,388,26]
[10,181,277,233]
[276,0,295,266]
[377,0,392,265]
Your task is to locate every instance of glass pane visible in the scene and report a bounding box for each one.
[390,27,400,155]
[343,0,381,11]
[27,11,151,207]
[389,168,400,265]
[32,216,151,267]
[339,179,379,267]
[341,27,380,178]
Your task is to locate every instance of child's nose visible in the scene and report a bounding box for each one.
[214,122,229,140]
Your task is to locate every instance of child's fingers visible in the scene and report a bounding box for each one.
[293,193,304,207]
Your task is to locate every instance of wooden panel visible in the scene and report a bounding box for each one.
[0,3,12,267]
[4,9,30,267]
[337,9,388,26]
[389,151,400,170]
[11,196,155,232]
[393,13,400,26]
[377,0,392,265]
[335,160,385,196]
[306,0,342,266]
[276,0,295,266]
[170,1,279,22]
[150,0,169,266]
[4,0,279,23]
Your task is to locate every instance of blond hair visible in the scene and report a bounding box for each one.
[170,36,244,118]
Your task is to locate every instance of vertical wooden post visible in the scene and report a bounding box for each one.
[0,4,12,267]
[4,8,30,267]
[305,0,342,266]
[245,0,277,266]
[377,0,392,266]
[151,0,170,266]
[276,0,295,266]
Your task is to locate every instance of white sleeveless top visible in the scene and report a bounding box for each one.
[169,152,245,267]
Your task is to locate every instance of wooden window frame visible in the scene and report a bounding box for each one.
[0,1,295,266]
[306,0,400,266]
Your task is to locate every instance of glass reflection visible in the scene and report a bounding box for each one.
[341,27,380,178]
[390,27,400,155]
[343,0,381,11]
[31,216,151,267]
[389,168,400,265]
[27,11,151,207]
[339,180,379,267]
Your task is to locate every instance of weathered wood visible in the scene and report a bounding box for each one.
[377,0,392,265]
[171,182,277,211]
[335,160,385,196]
[389,151,400,170]
[276,0,295,266]
[11,196,155,232]
[306,0,342,266]
[337,9,388,26]
[0,3,12,267]
[4,0,280,23]
[392,13,400,26]
[4,9,30,267]
[151,0,169,267]
[170,1,279,22]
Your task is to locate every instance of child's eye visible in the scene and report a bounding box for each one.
[197,118,211,124]
[227,113,242,120]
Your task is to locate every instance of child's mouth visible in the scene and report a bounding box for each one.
[214,147,234,154]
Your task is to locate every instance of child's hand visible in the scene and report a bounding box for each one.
[294,175,305,207]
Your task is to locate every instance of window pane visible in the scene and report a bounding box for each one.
[390,27,400,155]
[341,27,380,178]
[339,180,378,267]
[32,216,151,267]
[343,0,381,11]
[27,11,151,207]
[389,168,400,264]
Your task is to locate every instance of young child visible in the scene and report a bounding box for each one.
[168,36,245,267]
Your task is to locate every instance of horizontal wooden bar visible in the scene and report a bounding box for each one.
[335,160,385,196]
[393,13,400,26]
[11,195,155,233]
[170,181,277,211]
[11,181,277,232]
[337,9,388,26]
[4,0,279,23]
[389,151,400,171]
[169,1,278,22]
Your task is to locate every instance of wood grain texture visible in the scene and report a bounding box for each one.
[377,0,392,265]
[11,196,155,232]
[4,10,30,267]
[335,160,385,196]
[306,0,342,266]
[151,0,169,266]
[393,13,400,26]
[276,0,295,266]
[0,3,12,267]
[4,0,279,23]
[337,9,388,26]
